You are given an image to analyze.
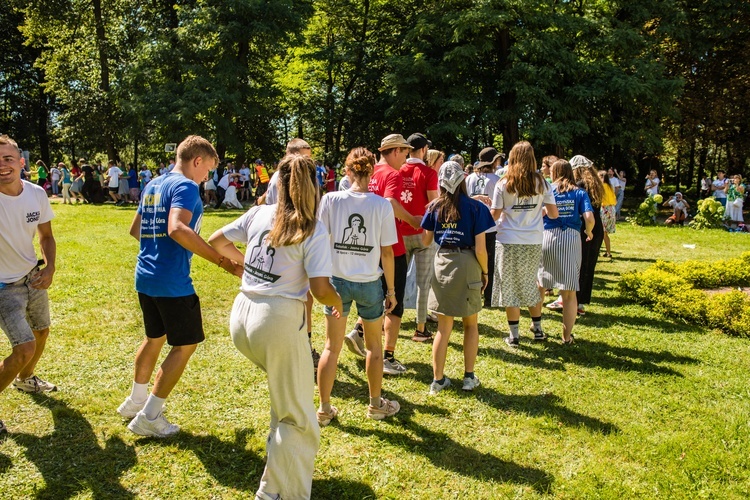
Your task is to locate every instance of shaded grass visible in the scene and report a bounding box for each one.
[1,203,749,498]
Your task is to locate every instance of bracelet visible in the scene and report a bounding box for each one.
[217,256,225,267]
[385,291,396,297]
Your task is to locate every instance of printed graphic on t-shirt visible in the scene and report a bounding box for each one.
[334,213,373,254]
[471,176,487,196]
[26,211,41,224]
[511,197,538,211]
[246,230,281,282]
[400,190,413,204]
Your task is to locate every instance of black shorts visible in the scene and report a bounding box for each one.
[138,293,205,346]
[108,187,118,193]
[381,253,407,318]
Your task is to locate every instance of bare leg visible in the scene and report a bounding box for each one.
[18,329,49,379]
[462,314,479,374]
[603,232,611,255]
[133,336,167,384]
[561,290,578,342]
[432,315,453,380]
[151,344,198,399]
[317,314,347,404]
[362,316,384,399]
[384,313,401,354]
[0,341,36,391]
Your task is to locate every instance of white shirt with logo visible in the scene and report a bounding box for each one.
[221,204,332,301]
[107,166,123,188]
[0,181,54,282]
[713,178,728,199]
[491,177,555,245]
[318,190,398,282]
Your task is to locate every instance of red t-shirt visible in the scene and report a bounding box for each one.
[326,168,336,192]
[369,162,405,256]
[398,159,438,236]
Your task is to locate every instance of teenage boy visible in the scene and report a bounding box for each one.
[117,135,242,437]
[712,170,728,207]
[0,135,58,434]
[399,133,438,342]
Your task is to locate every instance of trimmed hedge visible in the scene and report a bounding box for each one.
[618,252,750,336]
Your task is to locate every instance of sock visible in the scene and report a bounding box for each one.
[508,320,520,339]
[434,377,446,385]
[464,372,474,379]
[143,394,166,420]
[369,397,382,408]
[384,350,395,362]
[130,382,148,404]
[531,316,542,332]
[320,402,332,413]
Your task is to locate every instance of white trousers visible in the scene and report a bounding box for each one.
[230,292,320,500]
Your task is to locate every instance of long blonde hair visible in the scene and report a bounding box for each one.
[267,154,319,247]
[573,165,604,208]
[505,141,545,197]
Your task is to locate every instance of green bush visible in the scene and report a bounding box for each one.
[618,252,750,337]
[627,194,660,226]
[689,198,726,230]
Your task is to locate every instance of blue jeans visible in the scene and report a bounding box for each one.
[324,277,384,320]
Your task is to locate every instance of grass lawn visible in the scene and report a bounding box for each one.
[1,202,749,499]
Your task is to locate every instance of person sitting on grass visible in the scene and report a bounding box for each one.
[663,192,690,226]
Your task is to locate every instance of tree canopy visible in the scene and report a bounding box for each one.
[1,0,748,189]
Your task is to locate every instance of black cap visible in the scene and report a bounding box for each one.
[477,147,502,169]
[407,133,432,150]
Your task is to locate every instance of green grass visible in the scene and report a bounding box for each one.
[1,203,750,499]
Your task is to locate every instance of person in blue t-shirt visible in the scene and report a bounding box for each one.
[420,161,495,395]
[117,135,242,438]
[540,159,594,344]
[127,164,140,203]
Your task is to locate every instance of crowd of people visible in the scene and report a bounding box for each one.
[3,130,747,499]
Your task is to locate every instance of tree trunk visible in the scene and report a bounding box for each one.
[498,28,518,154]
[92,0,118,160]
[688,138,696,193]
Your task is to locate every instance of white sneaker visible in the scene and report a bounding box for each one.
[383,358,406,375]
[127,411,179,438]
[12,375,57,393]
[367,398,400,420]
[117,396,146,419]
[344,326,366,358]
[462,376,481,391]
[429,377,451,395]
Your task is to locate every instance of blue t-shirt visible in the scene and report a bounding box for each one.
[135,173,203,297]
[316,165,326,187]
[421,193,495,247]
[543,185,593,232]
[62,168,71,183]
[128,168,139,189]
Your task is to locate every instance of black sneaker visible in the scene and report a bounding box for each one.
[530,328,547,341]
[412,327,433,342]
[504,336,519,347]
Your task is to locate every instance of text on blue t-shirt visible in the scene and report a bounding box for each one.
[421,194,495,247]
[543,185,593,232]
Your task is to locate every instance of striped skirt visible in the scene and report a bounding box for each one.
[538,227,581,291]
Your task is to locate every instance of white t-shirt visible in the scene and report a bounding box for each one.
[491,177,555,245]
[668,198,688,217]
[0,181,55,283]
[107,166,123,188]
[318,190,398,282]
[217,173,230,191]
[50,168,61,181]
[466,172,500,233]
[239,167,251,182]
[221,204,331,301]
[265,171,280,204]
[609,176,621,192]
[645,177,660,196]
[713,178,728,199]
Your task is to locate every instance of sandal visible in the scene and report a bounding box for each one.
[562,334,575,345]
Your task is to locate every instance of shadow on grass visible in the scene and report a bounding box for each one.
[337,420,553,493]
[11,394,136,499]
[145,428,264,492]
[481,338,698,377]
[475,388,619,435]
[311,477,377,499]
[0,451,11,474]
